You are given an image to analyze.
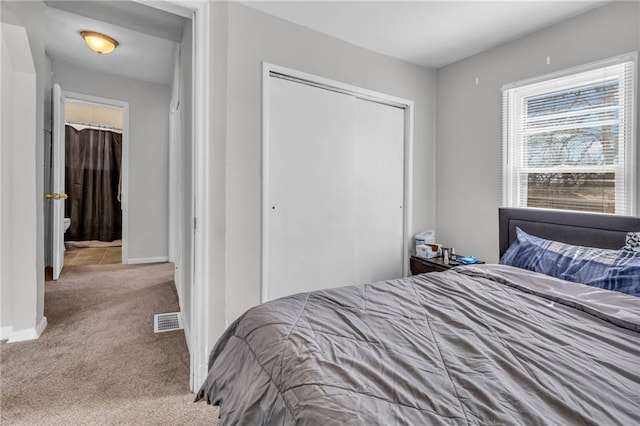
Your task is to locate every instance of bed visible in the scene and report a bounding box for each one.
[196,208,640,424]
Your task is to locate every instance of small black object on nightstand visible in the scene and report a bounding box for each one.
[410,256,484,275]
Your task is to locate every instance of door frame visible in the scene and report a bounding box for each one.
[189,0,213,393]
[261,62,415,303]
[133,0,214,392]
[62,91,130,264]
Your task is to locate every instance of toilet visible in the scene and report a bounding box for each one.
[62,217,71,251]
[63,218,71,251]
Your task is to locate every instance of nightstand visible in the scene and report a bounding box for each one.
[410,256,484,275]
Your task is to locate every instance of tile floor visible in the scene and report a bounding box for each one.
[64,245,122,266]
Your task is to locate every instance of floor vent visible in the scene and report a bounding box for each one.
[154,312,183,333]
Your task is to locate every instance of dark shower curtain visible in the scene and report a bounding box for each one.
[65,125,122,242]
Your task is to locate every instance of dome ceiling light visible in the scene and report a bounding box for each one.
[81,31,119,55]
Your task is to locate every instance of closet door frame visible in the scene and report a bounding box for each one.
[261,62,414,303]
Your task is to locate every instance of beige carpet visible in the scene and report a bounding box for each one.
[1,263,220,425]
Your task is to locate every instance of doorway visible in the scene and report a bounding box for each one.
[63,97,126,267]
[49,89,130,276]
[39,0,208,392]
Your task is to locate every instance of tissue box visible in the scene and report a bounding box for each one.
[416,244,437,259]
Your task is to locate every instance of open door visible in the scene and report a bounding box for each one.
[49,84,66,280]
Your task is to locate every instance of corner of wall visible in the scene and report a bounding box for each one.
[434,1,639,263]
[7,316,47,343]
[0,7,46,340]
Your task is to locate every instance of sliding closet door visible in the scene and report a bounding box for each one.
[267,77,357,300]
[354,99,405,284]
[266,74,406,301]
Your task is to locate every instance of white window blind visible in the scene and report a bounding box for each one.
[502,57,636,215]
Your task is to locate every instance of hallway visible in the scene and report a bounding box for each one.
[0,263,219,425]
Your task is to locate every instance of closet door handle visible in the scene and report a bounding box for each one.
[46,193,68,200]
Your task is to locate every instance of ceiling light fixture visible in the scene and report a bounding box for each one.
[81,31,119,55]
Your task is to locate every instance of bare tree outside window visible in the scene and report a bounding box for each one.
[524,81,618,213]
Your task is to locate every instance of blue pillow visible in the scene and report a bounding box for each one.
[501,227,640,297]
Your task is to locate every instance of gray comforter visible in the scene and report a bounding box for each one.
[196,265,640,425]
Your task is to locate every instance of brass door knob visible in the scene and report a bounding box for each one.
[46,193,68,200]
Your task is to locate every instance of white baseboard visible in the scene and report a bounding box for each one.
[7,316,48,343]
[1,325,13,340]
[127,256,169,264]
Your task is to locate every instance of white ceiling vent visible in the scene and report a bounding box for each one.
[154,312,183,333]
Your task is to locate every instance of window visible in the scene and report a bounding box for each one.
[502,57,635,215]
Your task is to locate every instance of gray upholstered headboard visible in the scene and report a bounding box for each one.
[499,207,640,258]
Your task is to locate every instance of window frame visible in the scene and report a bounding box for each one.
[502,53,637,216]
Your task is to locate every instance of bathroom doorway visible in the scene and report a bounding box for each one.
[61,92,129,268]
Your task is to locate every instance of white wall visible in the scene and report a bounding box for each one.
[436,1,640,263]
[203,0,230,359]
[1,1,48,342]
[1,23,12,338]
[223,3,436,323]
[53,60,172,262]
[0,23,39,340]
[64,103,123,129]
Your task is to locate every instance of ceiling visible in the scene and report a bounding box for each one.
[45,1,187,85]
[43,0,609,85]
[241,1,609,69]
